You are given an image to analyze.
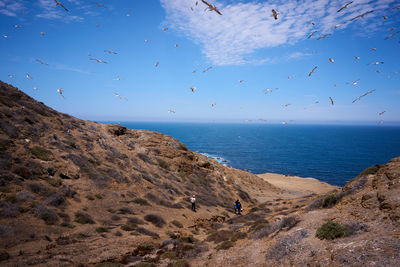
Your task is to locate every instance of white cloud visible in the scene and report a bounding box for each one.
[0,0,24,16]
[161,0,397,66]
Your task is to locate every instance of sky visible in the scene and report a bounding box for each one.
[0,0,400,124]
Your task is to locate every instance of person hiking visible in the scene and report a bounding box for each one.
[235,200,242,215]
[190,195,196,212]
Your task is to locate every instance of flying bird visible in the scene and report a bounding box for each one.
[307,31,318,39]
[211,103,216,107]
[317,34,331,40]
[36,59,48,66]
[57,88,64,98]
[333,84,339,87]
[155,61,159,67]
[287,75,295,79]
[264,88,278,94]
[104,50,117,54]
[370,48,377,51]
[162,28,168,31]
[33,87,38,91]
[202,67,212,73]
[375,70,380,73]
[114,93,127,100]
[40,32,46,36]
[351,10,374,21]
[239,80,244,83]
[3,35,8,39]
[95,2,104,7]
[113,77,122,81]
[168,110,175,114]
[351,79,360,85]
[14,25,22,29]
[333,22,347,29]
[26,73,33,79]
[126,14,131,17]
[90,58,107,64]
[379,111,386,116]
[201,0,222,15]
[382,16,388,20]
[329,58,334,63]
[53,0,68,12]
[385,31,399,39]
[369,61,384,65]
[354,56,360,60]
[352,89,376,103]
[283,103,291,108]
[175,44,179,48]
[8,74,15,78]
[337,1,353,12]
[329,97,334,105]
[144,39,150,43]
[271,9,279,20]
[190,87,196,92]
[308,66,317,76]
[192,70,197,73]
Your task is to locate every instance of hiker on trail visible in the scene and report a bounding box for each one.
[190,195,196,212]
[235,199,242,215]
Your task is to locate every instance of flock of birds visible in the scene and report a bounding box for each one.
[3,0,399,124]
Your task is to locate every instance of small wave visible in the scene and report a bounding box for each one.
[199,152,229,166]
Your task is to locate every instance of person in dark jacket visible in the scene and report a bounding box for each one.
[235,199,242,215]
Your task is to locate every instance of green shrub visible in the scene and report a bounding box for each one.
[161,251,178,260]
[178,143,188,151]
[322,194,338,208]
[133,198,151,206]
[30,146,51,161]
[95,194,103,199]
[144,214,166,227]
[121,225,136,231]
[231,231,247,242]
[157,158,169,169]
[167,259,190,267]
[171,220,183,228]
[215,240,235,250]
[74,212,95,224]
[316,221,349,240]
[96,227,108,233]
[86,195,95,201]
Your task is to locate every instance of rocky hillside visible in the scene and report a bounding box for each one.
[0,81,280,266]
[1,80,398,267]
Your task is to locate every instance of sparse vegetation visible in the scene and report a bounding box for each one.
[118,207,134,214]
[178,142,188,151]
[95,263,124,267]
[161,251,178,260]
[171,220,183,228]
[127,217,146,225]
[135,227,160,238]
[322,193,338,208]
[95,194,103,199]
[96,227,109,233]
[133,198,151,206]
[133,263,156,267]
[157,158,169,169]
[30,146,51,161]
[266,229,309,261]
[144,214,166,227]
[74,211,95,224]
[34,206,58,225]
[316,221,349,240]
[215,240,235,250]
[167,259,190,267]
[86,195,95,200]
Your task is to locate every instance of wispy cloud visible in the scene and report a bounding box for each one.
[161,0,397,66]
[53,63,92,75]
[0,0,25,16]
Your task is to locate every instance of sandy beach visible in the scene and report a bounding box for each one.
[252,173,339,202]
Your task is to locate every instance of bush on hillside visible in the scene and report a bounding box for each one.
[316,221,349,240]
[74,211,95,224]
[144,214,166,227]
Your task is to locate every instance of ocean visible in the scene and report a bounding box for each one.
[105,122,400,187]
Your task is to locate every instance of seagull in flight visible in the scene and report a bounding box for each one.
[14,25,22,29]
[307,31,318,39]
[337,1,353,12]
[308,66,317,76]
[53,0,68,12]
[385,31,399,40]
[175,44,179,48]
[155,61,159,67]
[354,56,360,60]
[90,58,107,64]
[369,61,384,65]
[351,10,374,21]
[190,87,196,92]
[351,79,360,85]
[370,48,377,51]
[192,69,197,73]
[211,103,216,107]
[168,109,176,114]
[379,111,386,116]
[333,22,347,29]
[329,97,334,105]
[329,58,334,63]
[95,2,104,7]
[283,103,291,108]
[352,89,376,103]
[104,50,117,54]
[57,88,64,98]
[317,34,331,40]
[264,88,278,94]
[288,75,295,79]
[203,67,212,73]
[271,9,279,20]
[114,93,127,100]
[201,0,222,15]
[113,77,122,81]
[3,35,8,38]
[36,59,49,66]
[8,74,15,78]
[26,73,33,79]
[162,28,168,31]
[144,39,150,43]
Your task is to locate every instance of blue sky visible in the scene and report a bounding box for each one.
[0,0,399,124]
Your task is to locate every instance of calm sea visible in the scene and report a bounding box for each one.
[104,122,400,187]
